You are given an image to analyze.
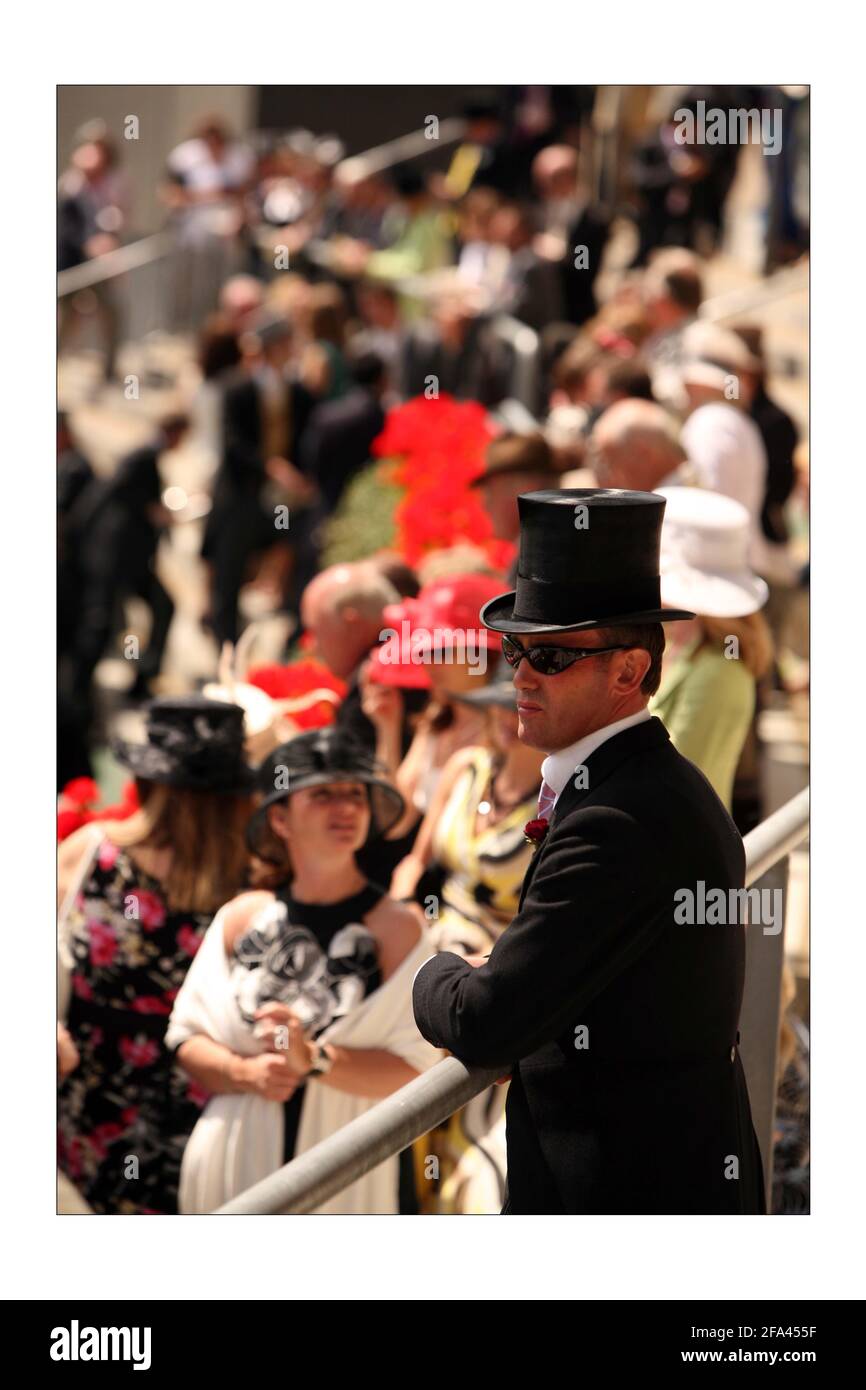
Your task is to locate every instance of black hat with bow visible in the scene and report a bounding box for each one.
[246,727,405,862]
[480,488,695,634]
[112,696,253,793]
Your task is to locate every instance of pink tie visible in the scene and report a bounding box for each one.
[537,779,556,819]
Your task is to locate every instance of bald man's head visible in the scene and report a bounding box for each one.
[590,400,686,492]
[300,563,400,679]
[532,144,579,199]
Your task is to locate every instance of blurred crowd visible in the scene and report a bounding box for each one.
[57,86,809,1216]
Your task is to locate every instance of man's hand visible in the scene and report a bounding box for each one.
[265,457,318,506]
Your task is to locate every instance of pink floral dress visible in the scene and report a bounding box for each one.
[58,839,213,1214]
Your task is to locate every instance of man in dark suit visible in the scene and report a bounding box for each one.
[413,489,765,1214]
[299,350,387,515]
[68,414,188,703]
[531,144,611,327]
[399,300,511,408]
[489,203,565,332]
[203,314,316,646]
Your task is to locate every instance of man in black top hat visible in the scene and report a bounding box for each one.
[413,488,765,1214]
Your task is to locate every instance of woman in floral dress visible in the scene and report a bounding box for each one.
[57,697,253,1214]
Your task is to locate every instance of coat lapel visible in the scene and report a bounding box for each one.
[516,717,670,909]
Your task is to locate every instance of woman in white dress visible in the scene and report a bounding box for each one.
[166,728,440,1213]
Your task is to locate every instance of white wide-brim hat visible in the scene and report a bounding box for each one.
[657,486,769,618]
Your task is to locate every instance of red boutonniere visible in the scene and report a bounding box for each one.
[523,816,550,846]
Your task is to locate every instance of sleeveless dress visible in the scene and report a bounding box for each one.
[227,881,385,1162]
[58,840,213,1214]
[415,747,539,1214]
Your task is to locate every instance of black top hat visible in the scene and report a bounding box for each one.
[481,489,695,634]
[112,696,253,794]
[246,728,405,862]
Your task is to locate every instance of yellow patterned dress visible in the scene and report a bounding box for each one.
[413,747,539,1214]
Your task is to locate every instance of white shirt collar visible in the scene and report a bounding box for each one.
[540,708,652,806]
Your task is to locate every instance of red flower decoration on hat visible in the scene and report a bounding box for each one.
[523,816,549,845]
[247,658,347,729]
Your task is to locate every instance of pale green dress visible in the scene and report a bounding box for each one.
[650,638,756,810]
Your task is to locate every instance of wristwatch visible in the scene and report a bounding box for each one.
[308,1040,334,1077]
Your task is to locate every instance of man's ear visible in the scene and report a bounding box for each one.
[614,647,650,696]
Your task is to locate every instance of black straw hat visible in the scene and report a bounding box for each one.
[481,489,695,635]
[246,728,405,862]
[112,696,253,793]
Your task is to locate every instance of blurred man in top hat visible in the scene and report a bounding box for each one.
[413,488,766,1214]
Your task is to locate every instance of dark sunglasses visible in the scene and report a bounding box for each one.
[501,634,634,676]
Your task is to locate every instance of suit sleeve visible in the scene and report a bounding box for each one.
[412,806,666,1069]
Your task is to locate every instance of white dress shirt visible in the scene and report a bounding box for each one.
[680,402,795,582]
[540,707,652,809]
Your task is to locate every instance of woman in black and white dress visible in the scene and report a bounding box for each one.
[167,728,440,1214]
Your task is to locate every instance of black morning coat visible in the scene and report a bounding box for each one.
[413,716,766,1215]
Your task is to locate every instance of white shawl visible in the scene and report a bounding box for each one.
[165,903,442,1214]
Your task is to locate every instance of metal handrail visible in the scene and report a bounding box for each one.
[700,261,807,324]
[57,231,176,296]
[215,786,809,1214]
[336,117,467,182]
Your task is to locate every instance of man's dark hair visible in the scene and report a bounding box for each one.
[349,348,387,389]
[485,430,556,478]
[600,358,655,402]
[662,266,702,314]
[601,622,665,696]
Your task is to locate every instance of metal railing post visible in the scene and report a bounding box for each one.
[739,856,790,1205]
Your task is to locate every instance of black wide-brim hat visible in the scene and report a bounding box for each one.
[246,727,405,862]
[111,696,254,794]
[481,488,695,635]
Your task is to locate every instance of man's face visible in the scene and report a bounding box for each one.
[510,628,642,751]
[264,338,293,373]
[308,602,357,678]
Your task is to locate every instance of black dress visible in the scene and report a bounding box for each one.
[227,881,385,1162]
